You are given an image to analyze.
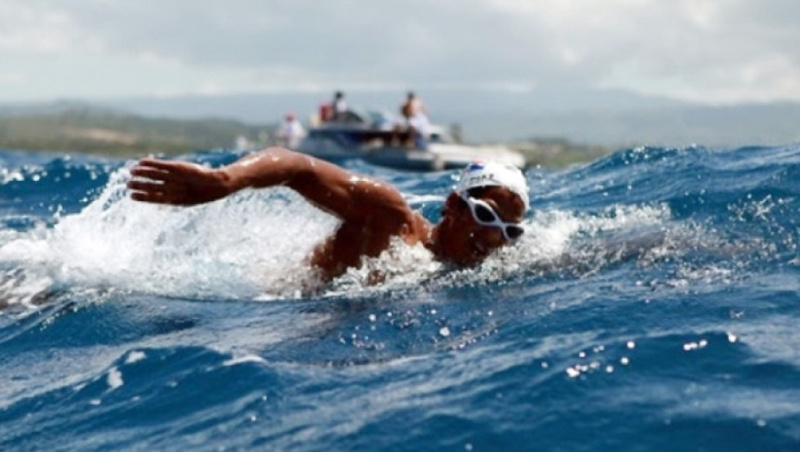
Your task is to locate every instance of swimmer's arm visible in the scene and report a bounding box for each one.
[283,152,412,225]
[236,147,412,224]
[128,147,411,224]
[129,147,315,205]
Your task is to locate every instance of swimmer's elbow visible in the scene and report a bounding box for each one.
[225,147,309,190]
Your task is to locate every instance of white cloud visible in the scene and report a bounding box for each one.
[0,3,78,53]
[0,73,25,85]
[0,0,799,103]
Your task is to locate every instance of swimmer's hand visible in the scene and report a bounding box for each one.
[127,158,232,206]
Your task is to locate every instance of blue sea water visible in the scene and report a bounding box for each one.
[1,144,800,451]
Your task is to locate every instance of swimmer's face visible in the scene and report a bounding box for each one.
[443,186,526,266]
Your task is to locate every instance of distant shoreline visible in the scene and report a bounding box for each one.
[0,107,269,158]
[0,106,612,167]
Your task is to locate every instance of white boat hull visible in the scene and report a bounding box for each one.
[298,139,526,171]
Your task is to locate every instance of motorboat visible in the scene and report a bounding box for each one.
[295,108,526,171]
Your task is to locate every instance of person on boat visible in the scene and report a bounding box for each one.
[275,112,306,149]
[127,148,529,281]
[407,109,431,150]
[331,91,348,121]
[318,91,348,123]
[402,91,426,117]
[317,102,332,123]
[397,91,431,149]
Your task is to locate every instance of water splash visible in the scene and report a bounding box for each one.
[1,165,339,305]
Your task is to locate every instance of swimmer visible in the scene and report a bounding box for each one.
[127,147,529,281]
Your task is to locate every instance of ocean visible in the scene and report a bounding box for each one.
[1,145,799,451]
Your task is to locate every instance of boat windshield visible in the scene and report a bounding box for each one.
[364,110,396,129]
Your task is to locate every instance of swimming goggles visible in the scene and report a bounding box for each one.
[460,194,525,241]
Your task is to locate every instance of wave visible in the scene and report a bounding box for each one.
[2,145,798,309]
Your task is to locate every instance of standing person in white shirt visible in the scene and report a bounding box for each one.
[332,91,348,121]
[402,92,430,149]
[276,112,306,149]
[407,110,431,150]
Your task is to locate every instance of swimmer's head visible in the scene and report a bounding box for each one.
[434,162,528,266]
[454,161,529,211]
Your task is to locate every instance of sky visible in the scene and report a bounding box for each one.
[1,0,799,105]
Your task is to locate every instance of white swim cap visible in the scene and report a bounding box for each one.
[455,161,530,211]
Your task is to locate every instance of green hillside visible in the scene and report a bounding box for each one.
[0,106,273,157]
[507,138,611,167]
[0,104,609,167]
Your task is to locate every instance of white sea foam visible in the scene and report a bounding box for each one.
[0,165,337,304]
[223,354,267,366]
[125,351,147,364]
[106,366,123,390]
